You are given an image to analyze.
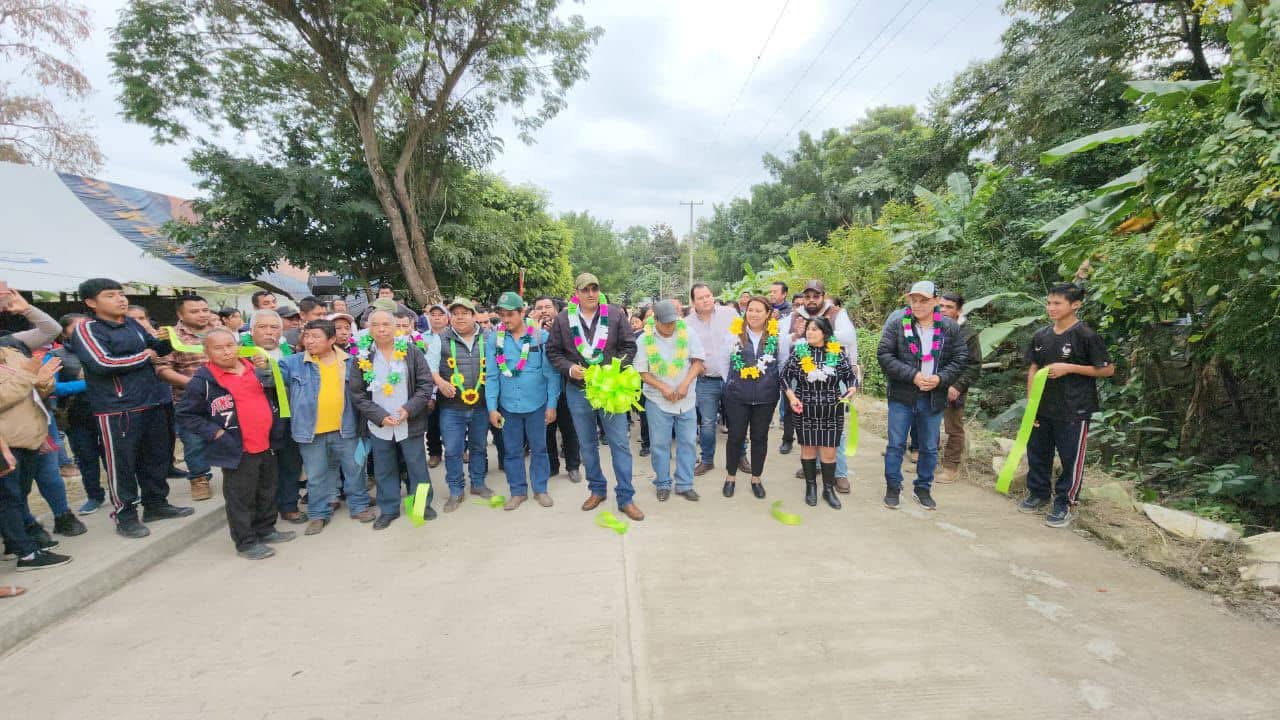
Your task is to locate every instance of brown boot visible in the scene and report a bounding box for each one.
[190,475,212,501]
[581,494,605,511]
[937,464,960,484]
[504,495,526,511]
[835,476,851,494]
[620,503,645,521]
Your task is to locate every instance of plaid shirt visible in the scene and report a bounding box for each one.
[154,322,207,402]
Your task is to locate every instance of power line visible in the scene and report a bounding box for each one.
[713,0,794,143]
[861,0,984,108]
[746,0,868,146]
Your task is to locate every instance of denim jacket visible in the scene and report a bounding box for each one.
[279,351,358,443]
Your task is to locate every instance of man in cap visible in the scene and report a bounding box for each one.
[432,297,494,511]
[547,273,642,520]
[636,300,705,501]
[485,292,561,510]
[876,280,969,511]
[278,304,303,350]
[785,279,860,490]
[421,303,449,467]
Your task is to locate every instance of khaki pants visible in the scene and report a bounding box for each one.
[942,405,965,468]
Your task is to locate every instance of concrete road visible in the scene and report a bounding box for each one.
[3,428,1279,719]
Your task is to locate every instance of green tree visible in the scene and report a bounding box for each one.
[112,0,600,303]
[562,210,629,291]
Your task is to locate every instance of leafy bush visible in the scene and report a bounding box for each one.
[855,327,886,397]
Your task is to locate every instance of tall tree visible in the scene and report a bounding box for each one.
[562,210,629,292]
[0,0,102,172]
[111,0,600,303]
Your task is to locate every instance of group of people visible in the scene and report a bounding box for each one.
[0,269,1110,592]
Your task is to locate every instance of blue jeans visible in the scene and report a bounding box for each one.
[564,385,634,509]
[16,447,70,522]
[646,406,697,492]
[370,433,432,516]
[694,377,723,465]
[440,406,490,497]
[836,426,848,478]
[176,424,212,480]
[885,397,943,491]
[297,432,370,520]
[502,406,550,497]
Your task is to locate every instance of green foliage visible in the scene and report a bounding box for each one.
[784,218,902,329]
[855,327,886,398]
[563,211,630,293]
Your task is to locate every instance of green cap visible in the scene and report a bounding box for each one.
[447,296,476,312]
[495,291,524,311]
[575,272,601,291]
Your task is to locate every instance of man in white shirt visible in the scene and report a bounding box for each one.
[636,300,705,502]
[685,283,738,476]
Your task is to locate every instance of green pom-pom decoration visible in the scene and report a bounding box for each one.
[362,371,375,383]
[387,372,401,384]
[583,358,643,415]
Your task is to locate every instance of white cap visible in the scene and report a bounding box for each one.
[907,280,936,298]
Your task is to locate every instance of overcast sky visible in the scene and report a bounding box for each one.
[33,0,1011,236]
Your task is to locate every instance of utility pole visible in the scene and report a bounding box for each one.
[654,255,670,301]
[680,200,703,290]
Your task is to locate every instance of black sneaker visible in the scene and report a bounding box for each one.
[17,549,72,572]
[237,543,275,560]
[1045,502,1073,528]
[116,512,151,539]
[779,440,793,455]
[883,488,900,509]
[26,522,56,548]
[913,488,937,511]
[676,489,700,502]
[53,512,88,537]
[167,465,186,478]
[1018,495,1050,514]
[143,503,195,522]
[656,488,671,502]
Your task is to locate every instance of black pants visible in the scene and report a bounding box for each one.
[274,440,303,514]
[223,450,279,551]
[725,400,772,477]
[547,392,580,473]
[426,404,443,458]
[97,406,172,517]
[1026,416,1089,506]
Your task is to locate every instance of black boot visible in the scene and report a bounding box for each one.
[802,459,818,507]
[821,462,842,510]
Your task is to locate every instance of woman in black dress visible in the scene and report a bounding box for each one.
[722,296,781,499]
[783,317,858,508]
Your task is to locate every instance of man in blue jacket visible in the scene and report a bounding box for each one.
[876,281,970,512]
[68,278,194,538]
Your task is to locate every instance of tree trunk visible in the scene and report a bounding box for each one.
[1180,3,1214,80]
[351,105,440,306]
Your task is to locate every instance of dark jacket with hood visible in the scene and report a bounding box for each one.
[176,361,287,469]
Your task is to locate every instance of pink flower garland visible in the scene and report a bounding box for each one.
[901,307,943,362]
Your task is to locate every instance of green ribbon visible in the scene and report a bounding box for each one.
[583,358,643,414]
[473,495,505,508]
[996,367,1050,495]
[595,510,629,534]
[166,327,290,418]
[402,482,431,527]
[842,399,859,457]
[770,500,802,526]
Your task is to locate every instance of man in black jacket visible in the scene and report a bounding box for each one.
[68,278,194,538]
[546,273,642,520]
[877,281,969,511]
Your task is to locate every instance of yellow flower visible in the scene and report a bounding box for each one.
[357,359,373,371]
[826,341,841,354]
[392,350,407,361]
[729,317,744,336]
[800,358,817,373]
[766,318,778,335]
[447,357,456,369]
[381,383,394,396]
[461,389,480,405]
[741,366,761,380]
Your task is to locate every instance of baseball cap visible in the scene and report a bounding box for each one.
[427,303,448,314]
[447,296,476,312]
[575,272,601,291]
[326,312,355,325]
[277,304,300,318]
[652,300,679,324]
[907,280,936,298]
[802,279,825,294]
[370,298,397,314]
[495,291,524,311]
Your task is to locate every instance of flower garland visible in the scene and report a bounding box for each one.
[729,317,779,380]
[355,332,410,396]
[902,306,943,362]
[642,316,689,375]
[794,340,842,382]
[449,335,486,405]
[495,326,535,377]
[566,293,610,365]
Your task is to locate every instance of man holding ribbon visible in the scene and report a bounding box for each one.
[547,273,642,521]
[876,281,969,511]
[348,309,435,529]
[240,311,305,524]
[485,292,561,511]
[154,294,217,502]
[432,297,494,512]
[635,300,706,502]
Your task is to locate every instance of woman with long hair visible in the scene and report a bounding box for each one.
[721,296,781,499]
[782,316,858,508]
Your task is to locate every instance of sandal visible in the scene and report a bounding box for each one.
[1,585,27,599]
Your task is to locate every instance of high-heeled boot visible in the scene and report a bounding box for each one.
[802,459,818,507]
[821,462,842,509]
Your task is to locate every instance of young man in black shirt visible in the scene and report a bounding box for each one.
[1018,283,1114,528]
